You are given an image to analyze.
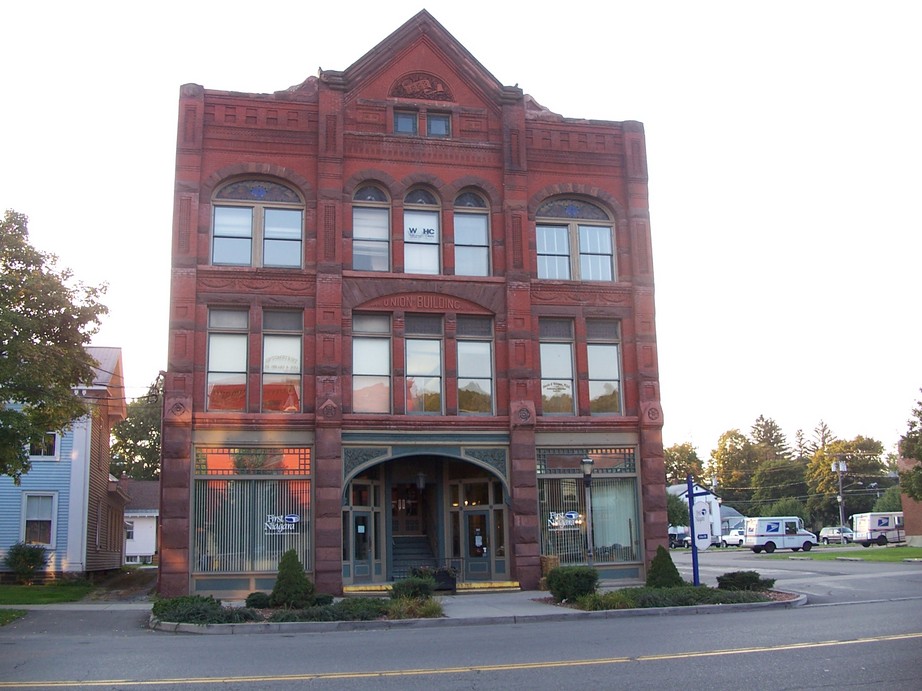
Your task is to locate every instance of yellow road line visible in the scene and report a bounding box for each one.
[2,631,920,688]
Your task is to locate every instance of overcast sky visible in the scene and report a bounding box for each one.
[2,1,919,458]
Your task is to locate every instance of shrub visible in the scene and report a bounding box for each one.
[3,542,48,585]
[333,597,390,620]
[152,595,225,624]
[245,591,271,608]
[571,585,770,610]
[546,566,599,602]
[269,549,315,608]
[312,593,335,606]
[646,545,684,588]
[389,576,434,600]
[387,596,444,619]
[717,570,776,591]
[575,590,634,611]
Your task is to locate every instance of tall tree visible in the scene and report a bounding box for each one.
[663,442,704,486]
[805,436,885,526]
[751,458,808,511]
[898,391,922,501]
[708,430,757,506]
[750,414,790,462]
[808,420,837,455]
[666,492,689,526]
[111,375,163,480]
[0,210,107,483]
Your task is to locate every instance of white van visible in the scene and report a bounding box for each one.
[743,516,817,554]
[851,512,904,547]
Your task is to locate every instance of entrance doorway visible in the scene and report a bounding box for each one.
[391,483,423,535]
[464,511,491,580]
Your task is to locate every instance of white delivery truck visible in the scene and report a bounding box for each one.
[743,516,817,554]
[851,512,904,547]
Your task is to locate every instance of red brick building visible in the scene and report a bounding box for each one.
[160,10,666,598]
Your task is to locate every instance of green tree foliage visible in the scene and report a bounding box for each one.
[765,497,808,524]
[873,485,903,512]
[663,442,704,485]
[0,210,107,483]
[898,392,922,502]
[667,491,689,526]
[111,375,162,480]
[269,549,315,608]
[750,415,790,462]
[751,459,808,512]
[807,420,837,455]
[645,545,684,588]
[708,430,757,505]
[805,437,884,526]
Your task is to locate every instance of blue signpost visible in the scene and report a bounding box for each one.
[686,474,711,586]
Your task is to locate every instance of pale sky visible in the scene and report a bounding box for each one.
[2,1,919,458]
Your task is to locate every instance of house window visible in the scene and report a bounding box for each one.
[22,493,56,547]
[207,309,248,411]
[125,521,135,541]
[352,185,390,271]
[427,113,451,138]
[457,316,493,414]
[454,192,489,276]
[587,320,622,414]
[193,447,311,573]
[352,314,392,413]
[536,198,615,281]
[28,433,59,460]
[404,188,440,275]
[212,180,303,267]
[262,311,302,413]
[405,314,443,414]
[394,110,418,135]
[540,319,575,414]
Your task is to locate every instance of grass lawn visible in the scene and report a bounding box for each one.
[0,610,26,626]
[0,583,94,605]
[768,546,922,562]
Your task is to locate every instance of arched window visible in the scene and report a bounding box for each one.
[352,185,390,271]
[453,191,490,276]
[212,180,303,268]
[535,198,615,281]
[403,188,440,275]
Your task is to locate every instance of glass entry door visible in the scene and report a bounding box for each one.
[464,511,491,580]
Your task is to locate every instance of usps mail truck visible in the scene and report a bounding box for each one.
[743,516,817,554]
[851,512,904,547]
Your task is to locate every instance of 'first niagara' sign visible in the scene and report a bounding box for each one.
[265,514,301,535]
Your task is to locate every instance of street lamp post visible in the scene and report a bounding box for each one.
[581,457,594,567]
[832,458,847,527]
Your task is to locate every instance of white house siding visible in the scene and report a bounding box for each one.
[124,513,158,563]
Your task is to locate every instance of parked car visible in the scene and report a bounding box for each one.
[721,528,745,547]
[818,526,854,545]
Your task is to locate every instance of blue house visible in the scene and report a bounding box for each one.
[0,347,129,581]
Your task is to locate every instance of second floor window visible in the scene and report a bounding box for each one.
[405,314,443,414]
[29,433,58,460]
[211,180,303,268]
[207,309,248,412]
[404,189,440,275]
[540,319,574,414]
[262,311,302,413]
[587,319,622,414]
[352,314,392,413]
[457,316,493,414]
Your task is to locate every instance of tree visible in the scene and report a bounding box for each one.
[765,497,808,524]
[666,492,689,526]
[708,430,757,506]
[873,486,903,512]
[751,458,808,511]
[0,210,107,483]
[805,437,885,526]
[898,391,922,502]
[750,415,790,462]
[807,420,837,455]
[663,442,704,486]
[111,374,163,480]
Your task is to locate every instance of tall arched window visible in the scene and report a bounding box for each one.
[403,188,440,275]
[352,185,390,271]
[212,180,303,268]
[535,198,615,281]
[453,191,490,276]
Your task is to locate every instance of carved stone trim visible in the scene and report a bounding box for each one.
[390,73,453,101]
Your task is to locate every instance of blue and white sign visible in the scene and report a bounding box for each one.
[766,522,780,534]
[877,517,890,527]
[265,513,301,534]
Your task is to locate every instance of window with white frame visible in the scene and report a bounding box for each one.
[262,311,302,413]
[453,192,490,276]
[352,314,392,413]
[403,189,440,275]
[125,521,135,541]
[587,319,622,414]
[457,316,494,414]
[28,433,59,460]
[405,314,443,414]
[23,492,56,547]
[352,185,390,271]
[212,180,303,267]
[207,308,248,412]
[539,319,575,414]
[536,199,615,281]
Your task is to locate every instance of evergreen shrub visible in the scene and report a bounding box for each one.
[269,549,315,608]
[645,545,684,588]
[716,570,776,591]
[389,576,434,600]
[3,542,48,584]
[245,591,271,608]
[546,566,599,602]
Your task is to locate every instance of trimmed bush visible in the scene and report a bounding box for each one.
[717,570,776,591]
[333,597,390,620]
[245,591,271,608]
[152,595,225,623]
[576,590,634,611]
[269,549,315,608]
[389,576,434,600]
[3,542,48,585]
[546,566,599,603]
[312,593,335,606]
[646,545,684,588]
[387,596,444,620]
[571,586,770,611]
